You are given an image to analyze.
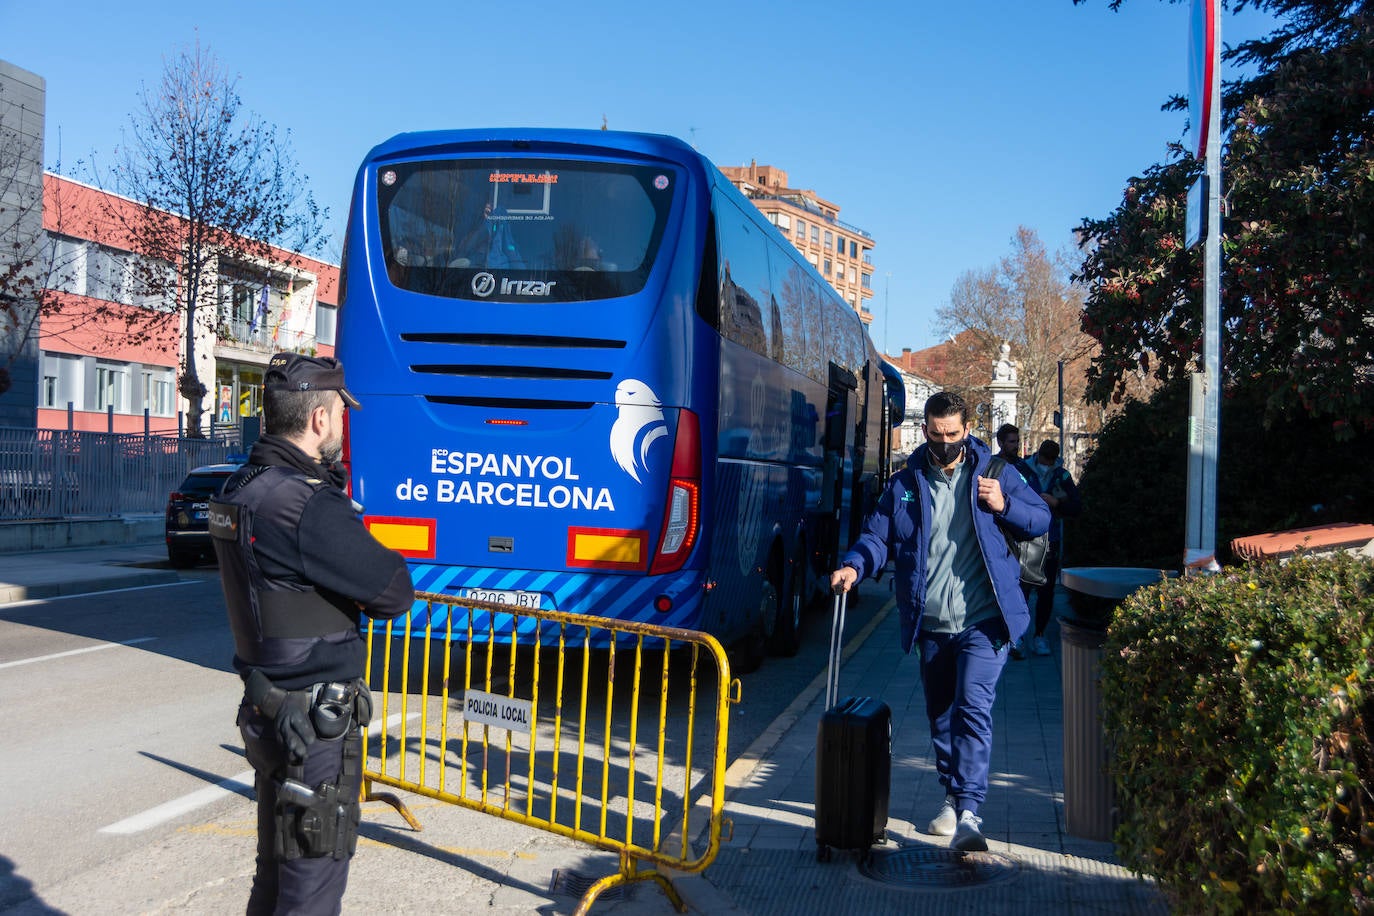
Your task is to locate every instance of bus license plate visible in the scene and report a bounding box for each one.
[457,588,542,609]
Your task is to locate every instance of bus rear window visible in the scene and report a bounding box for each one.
[377,158,674,301]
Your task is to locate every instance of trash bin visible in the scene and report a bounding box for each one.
[1058,567,1171,842]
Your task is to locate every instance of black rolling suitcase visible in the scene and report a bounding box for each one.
[815,589,891,861]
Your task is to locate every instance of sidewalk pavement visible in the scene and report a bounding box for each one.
[1,544,1169,914]
[692,581,1168,915]
[0,538,177,603]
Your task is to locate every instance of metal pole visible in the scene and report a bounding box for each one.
[1185,0,1223,574]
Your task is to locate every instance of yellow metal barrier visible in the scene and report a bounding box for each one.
[360,591,742,914]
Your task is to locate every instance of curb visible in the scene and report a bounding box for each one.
[0,569,182,604]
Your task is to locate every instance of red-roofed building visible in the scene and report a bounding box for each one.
[36,173,339,437]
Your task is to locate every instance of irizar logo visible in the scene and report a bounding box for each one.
[470,273,557,298]
[501,278,557,296]
[610,379,667,484]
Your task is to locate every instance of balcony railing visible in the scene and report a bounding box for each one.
[748,194,873,240]
[219,318,314,352]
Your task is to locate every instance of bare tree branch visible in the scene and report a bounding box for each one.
[935,227,1103,443]
[79,39,328,436]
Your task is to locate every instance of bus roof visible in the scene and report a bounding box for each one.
[363,129,703,167]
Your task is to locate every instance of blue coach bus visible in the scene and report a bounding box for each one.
[338,129,894,667]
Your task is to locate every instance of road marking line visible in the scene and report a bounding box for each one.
[100,770,257,835]
[99,713,420,835]
[0,636,157,670]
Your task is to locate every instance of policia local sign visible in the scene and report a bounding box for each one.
[463,690,534,734]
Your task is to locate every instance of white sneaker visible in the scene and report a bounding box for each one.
[952,809,988,852]
[927,795,957,836]
[1032,636,1051,656]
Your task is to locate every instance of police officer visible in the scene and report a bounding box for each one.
[210,353,413,915]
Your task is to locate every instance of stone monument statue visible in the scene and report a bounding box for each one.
[988,341,1018,429]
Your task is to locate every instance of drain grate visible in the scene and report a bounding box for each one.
[858,847,1019,889]
[548,868,633,901]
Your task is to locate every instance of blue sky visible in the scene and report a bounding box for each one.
[2,0,1275,354]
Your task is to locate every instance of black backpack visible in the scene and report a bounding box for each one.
[984,457,1050,588]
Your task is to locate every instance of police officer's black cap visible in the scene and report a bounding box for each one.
[263,353,362,410]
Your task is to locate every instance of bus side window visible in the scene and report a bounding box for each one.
[715,203,774,358]
[695,217,719,330]
[770,258,808,374]
[802,281,824,382]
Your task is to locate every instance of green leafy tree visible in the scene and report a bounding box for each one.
[1073,1,1374,435]
[93,40,327,436]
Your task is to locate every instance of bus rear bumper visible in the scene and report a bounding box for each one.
[370,564,708,642]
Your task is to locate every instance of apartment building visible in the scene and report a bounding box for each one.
[719,161,875,324]
[2,58,340,438]
[36,173,338,436]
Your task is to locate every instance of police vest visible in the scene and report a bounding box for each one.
[209,466,358,670]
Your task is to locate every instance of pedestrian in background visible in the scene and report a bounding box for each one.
[993,424,1038,487]
[830,392,1049,851]
[210,353,414,915]
[994,423,1040,660]
[1023,439,1081,657]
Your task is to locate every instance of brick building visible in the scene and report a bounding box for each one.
[719,162,875,324]
[1,58,338,440]
[35,174,338,437]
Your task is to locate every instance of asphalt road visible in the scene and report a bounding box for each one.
[0,563,889,914]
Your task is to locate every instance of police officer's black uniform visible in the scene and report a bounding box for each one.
[211,356,412,916]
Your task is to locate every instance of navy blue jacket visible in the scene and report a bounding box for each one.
[841,435,1051,653]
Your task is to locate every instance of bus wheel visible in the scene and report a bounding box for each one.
[768,558,804,657]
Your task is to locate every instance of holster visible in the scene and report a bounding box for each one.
[273,719,363,861]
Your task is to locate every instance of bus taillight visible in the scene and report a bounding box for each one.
[649,409,701,576]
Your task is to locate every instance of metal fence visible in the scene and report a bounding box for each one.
[363,592,740,915]
[0,426,240,521]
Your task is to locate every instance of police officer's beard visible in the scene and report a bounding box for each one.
[320,436,343,465]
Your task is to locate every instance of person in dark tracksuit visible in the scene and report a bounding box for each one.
[1023,439,1082,657]
[994,423,1042,660]
[210,353,413,915]
[830,391,1049,852]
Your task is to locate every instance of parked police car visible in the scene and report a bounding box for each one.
[164,457,246,567]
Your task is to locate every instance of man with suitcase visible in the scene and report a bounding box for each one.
[830,391,1049,851]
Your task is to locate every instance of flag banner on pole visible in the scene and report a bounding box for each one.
[250,284,269,333]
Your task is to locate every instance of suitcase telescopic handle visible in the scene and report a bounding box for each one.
[825,588,847,710]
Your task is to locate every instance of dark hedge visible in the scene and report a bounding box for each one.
[1063,382,1374,571]
[1102,554,1374,913]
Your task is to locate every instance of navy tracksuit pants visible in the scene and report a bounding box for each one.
[918,618,1011,815]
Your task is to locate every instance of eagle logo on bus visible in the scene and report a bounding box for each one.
[610,379,667,484]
